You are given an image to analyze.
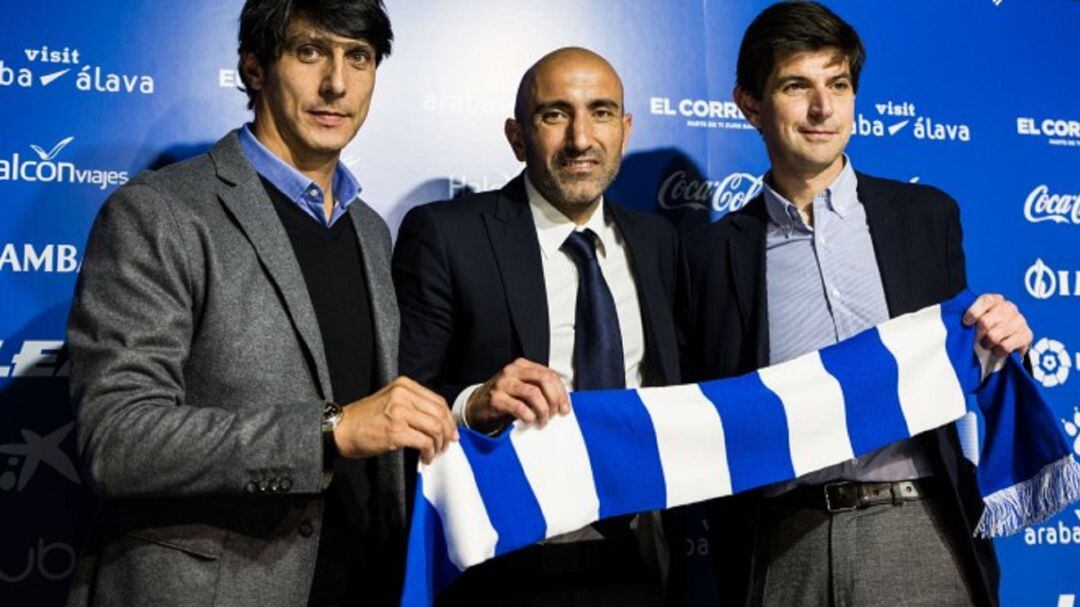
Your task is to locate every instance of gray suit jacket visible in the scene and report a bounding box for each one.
[65,132,405,606]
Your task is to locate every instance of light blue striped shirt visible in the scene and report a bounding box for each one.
[237,123,360,227]
[763,158,934,490]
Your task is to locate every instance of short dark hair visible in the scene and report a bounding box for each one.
[237,0,393,109]
[736,1,865,100]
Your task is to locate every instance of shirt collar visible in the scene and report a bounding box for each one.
[762,155,858,234]
[238,124,361,226]
[524,174,610,260]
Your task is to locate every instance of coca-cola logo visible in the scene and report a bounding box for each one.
[1024,185,1080,225]
[657,171,763,214]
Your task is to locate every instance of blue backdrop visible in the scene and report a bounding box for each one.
[1,1,1077,605]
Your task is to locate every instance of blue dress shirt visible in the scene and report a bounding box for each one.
[762,158,934,492]
[238,124,360,227]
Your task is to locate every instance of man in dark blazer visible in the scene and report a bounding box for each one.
[65,2,455,605]
[681,3,1032,606]
[393,48,679,604]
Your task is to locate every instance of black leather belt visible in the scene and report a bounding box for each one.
[769,479,937,513]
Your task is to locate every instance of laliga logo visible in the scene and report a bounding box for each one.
[657,171,763,214]
[1030,337,1072,388]
[1024,185,1080,225]
[1026,259,1080,299]
[0,423,81,492]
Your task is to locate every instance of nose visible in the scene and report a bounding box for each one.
[808,85,834,122]
[565,116,593,153]
[320,54,347,100]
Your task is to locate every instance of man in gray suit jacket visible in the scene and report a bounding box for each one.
[65,1,456,605]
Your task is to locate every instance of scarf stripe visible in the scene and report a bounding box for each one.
[402,291,1080,605]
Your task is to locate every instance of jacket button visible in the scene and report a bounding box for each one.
[299,520,315,537]
[269,478,280,492]
[245,481,258,493]
[281,478,293,491]
[259,479,270,492]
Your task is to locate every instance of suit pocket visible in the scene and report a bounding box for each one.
[125,522,225,560]
[95,522,228,606]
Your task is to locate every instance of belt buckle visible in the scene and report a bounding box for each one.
[824,482,858,513]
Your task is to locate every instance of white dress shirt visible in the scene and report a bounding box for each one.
[451,175,646,424]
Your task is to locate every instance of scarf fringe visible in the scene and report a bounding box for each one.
[975,455,1080,538]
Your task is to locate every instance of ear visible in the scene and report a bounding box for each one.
[734,86,762,130]
[504,118,527,162]
[620,112,633,156]
[240,52,265,93]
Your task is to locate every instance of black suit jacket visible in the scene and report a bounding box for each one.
[393,175,681,403]
[680,172,999,607]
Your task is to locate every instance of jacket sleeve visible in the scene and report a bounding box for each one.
[944,194,968,295]
[392,205,468,406]
[67,182,325,498]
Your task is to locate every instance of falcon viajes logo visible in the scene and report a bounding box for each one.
[0,136,128,190]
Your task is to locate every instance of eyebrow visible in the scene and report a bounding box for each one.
[774,72,851,86]
[285,33,374,53]
[532,98,622,115]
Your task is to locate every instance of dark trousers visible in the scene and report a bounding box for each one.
[437,537,662,607]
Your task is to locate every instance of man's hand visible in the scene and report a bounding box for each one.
[334,377,458,464]
[962,293,1034,358]
[466,358,570,434]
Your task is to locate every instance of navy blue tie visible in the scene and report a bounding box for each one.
[561,229,625,391]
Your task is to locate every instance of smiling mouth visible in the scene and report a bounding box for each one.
[559,158,601,174]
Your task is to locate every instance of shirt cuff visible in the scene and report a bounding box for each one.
[452,383,484,429]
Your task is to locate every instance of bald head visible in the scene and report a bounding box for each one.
[504,47,632,224]
[514,47,625,125]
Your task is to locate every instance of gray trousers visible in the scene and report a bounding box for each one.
[751,492,977,607]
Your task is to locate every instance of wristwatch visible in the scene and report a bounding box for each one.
[322,402,344,468]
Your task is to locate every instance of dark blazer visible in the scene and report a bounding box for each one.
[66,132,405,606]
[393,175,681,403]
[680,172,999,607]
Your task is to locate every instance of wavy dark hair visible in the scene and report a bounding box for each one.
[736,1,865,100]
[237,0,393,108]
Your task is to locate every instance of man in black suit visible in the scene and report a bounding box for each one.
[681,3,1032,606]
[393,47,678,604]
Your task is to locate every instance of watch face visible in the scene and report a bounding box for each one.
[323,403,342,420]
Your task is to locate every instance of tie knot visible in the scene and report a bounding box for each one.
[562,229,598,265]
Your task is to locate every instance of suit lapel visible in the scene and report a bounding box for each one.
[859,173,913,317]
[608,204,677,385]
[483,177,550,364]
[727,198,771,367]
[348,202,399,387]
[210,134,334,401]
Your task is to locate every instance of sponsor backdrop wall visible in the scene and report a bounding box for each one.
[1,1,1077,604]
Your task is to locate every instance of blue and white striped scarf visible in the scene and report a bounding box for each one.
[401,291,1080,605]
